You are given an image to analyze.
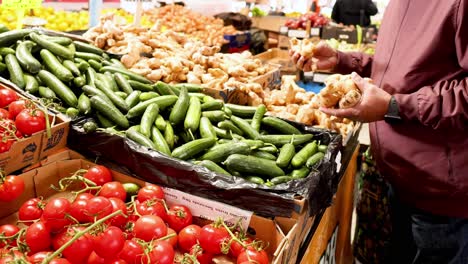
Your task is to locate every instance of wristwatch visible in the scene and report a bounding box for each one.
[384,96,402,123]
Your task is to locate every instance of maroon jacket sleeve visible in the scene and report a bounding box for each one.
[394,0,468,130]
[333,51,373,77]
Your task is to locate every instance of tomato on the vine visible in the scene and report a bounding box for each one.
[166,228,178,248]
[18,198,45,225]
[99,181,126,201]
[84,196,113,221]
[107,198,128,228]
[190,245,214,264]
[0,224,20,247]
[119,239,144,264]
[76,193,94,201]
[236,247,269,264]
[28,251,53,264]
[0,109,9,120]
[8,100,27,120]
[135,200,167,220]
[52,226,93,264]
[0,89,18,108]
[25,221,52,254]
[0,138,14,154]
[142,240,174,264]
[49,258,72,264]
[133,215,167,242]
[167,205,192,232]
[69,198,90,224]
[199,223,230,255]
[0,175,24,202]
[93,226,125,260]
[41,197,72,232]
[229,236,252,258]
[137,184,164,202]
[15,109,46,136]
[178,224,202,252]
[87,251,105,264]
[83,166,113,187]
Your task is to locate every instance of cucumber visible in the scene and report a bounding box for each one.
[139,92,159,101]
[16,41,41,74]
[63,60,81,76]
[129,80,153,92]
[270,176,293,185]
[290,167,310,179]
[66,107,80,118]
[201,100,223,111]
[306,152,325,168]
[0,48,15,56]
[0,62,5,73]
[195,160,231,176]
[115,91,127,99]
[251,151,276,161]
[75,52,103,62]
[173,83,204,93]
[127,95,178,119]
[171,138,216,160]
[24,74,39,94]
[199,116,217,139]
[240,139,264,149]
[96,112,115,128]
[95,79,128,112]
[73,41,104,55]
[318,145,328,153]
[164,123,175,150]
[82,85,112,105]
[245,176,264,185]
[30,32,74,60]
[169,86,190,125]
[103,72,119,92]
[201,141,251,163]
[78,93,92,115]
[88,59,102,71]
[0,29,33,47]
[188,93,206,100]
[251,104,266,132]
[259,134,314,146]
[184,96,201,132]
[223,107,232,117]
[125,90,141,109]
[291,141,318,168]
[126,126,156,149]
[5,54,25,89]
[100,66,151,84]
[261,117,302,135]
[218,120,243,136]
[225,104,257,118]
[213,127,232,139]
[114,73,133,94]
[154,81,175,95]
[203,95,215,103]
[40,49,74,82]
[44,35,72,46]
[151,126,171,156]
[111,58,125,68]
[258,145,278,154]
[155,115,167,131]
[90,95,129,129]
[224,154,285,178]
[37,69,78,106]
[230,116,260,140]
[276,143,296,168]
[38,86,57,99]
[140,103,159,138]
[202,111,226,123]
[83,121,98,133]
[85,67,97,86]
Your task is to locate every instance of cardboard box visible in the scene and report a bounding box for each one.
[0,149,303,264]
[254,48,297,75]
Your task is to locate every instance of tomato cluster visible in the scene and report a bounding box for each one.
[0,88,48,153]
[0,165,269,264]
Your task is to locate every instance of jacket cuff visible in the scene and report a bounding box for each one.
[393,93,422,122]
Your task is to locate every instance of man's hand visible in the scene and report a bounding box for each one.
[320,72,392,123]
[289,41,338,72]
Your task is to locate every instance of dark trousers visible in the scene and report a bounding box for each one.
[385,186,468,264]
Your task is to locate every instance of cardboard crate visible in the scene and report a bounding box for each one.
[0,82,69,174]
[0,149,303,264]
[254,48,297,75]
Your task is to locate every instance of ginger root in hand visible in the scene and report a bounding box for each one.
[290,38,317,58]
[318,74,362,109]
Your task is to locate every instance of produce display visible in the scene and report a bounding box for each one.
[318,74,362,109]
[0,165,270,264]
[284,12,329,30]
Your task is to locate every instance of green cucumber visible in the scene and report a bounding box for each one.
[66,107,79,118]
[155,115,167,131]
[290,167,310,179]
[259,134,314,146]
[44,35,72,45]
[16,41,41,74]
[5,54,25,89]
[251,151,276,160]
[230,116,260,140]
[129,80,153,92]
[139,92,159,101]
[173,83,204,93]
[213,127,232,139]
[0,48,15,56]
[75,51,103,61]
[291,141,318,168]
[73,41,104,55]
[199,116,217,139]
[270,176,293,185]
[126,126,156,149]
[224,154,285,178]
[30,32,74,60]
[114,73,133,94]
[40,49,74,82]
[202,111,226,123]
[90,95,129,128]
[169,86,190,125]
[318,145,328,153]
[306,152,325,168]
[225,104,257,118]
[258,145,278,154]
[184,96,201,132]
[103,72,119,92]
[0,29,33,47]
[127,95,178,119]
[140,103,159,138]
[151,126,171,156]
[172,138,216,160]
[115,91,127,99]
[245,176,264,185]
[154,81,175,95]
[201,100,223,111]
[201,141,251,163]
[164,122,175,150]
[125,90,141,109]
[78,93,92,115]
[218,120,243,136]
[38,86,56,99]
[100,66,151,84]
[63,60,81,76]
[38,70,78,107]
[240,139,264,149]
[111,58,125,68]
[261,116,302,135]
[88,59,102,71]
[24,73,39,94]
[96,112,115,128]
[82,85,112,104]
[195,160,231,176]
[73,76,86,88]
[276,143,295,168]
[95,79,128,112]
[251,104,266,132]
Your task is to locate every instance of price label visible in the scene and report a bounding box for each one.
[310,27,321,36]
[279,26,289,35]
[288,29,309,39]
[1,0,41,9]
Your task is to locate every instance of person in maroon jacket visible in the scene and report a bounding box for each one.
[291,0,468,263]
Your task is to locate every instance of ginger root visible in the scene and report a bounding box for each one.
[318,74,362,109]
[290,38,317,58]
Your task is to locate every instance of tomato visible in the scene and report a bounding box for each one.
[69,198,90,224]
[135,200,167,220]
[0,175,24,202]
[0,250,27,264]
[107,198,128,228]
[15,109,46,136]
[0,89,18,108]
[236,247,269,264]
[133,215,167,242]
[229,236,252,258]
[28,251,53,263]
[85,196,113,221]
[0,224,20,247]
[19,198,45,225]
[0,119,15,133]
[119,239,144,264]
[0,138,13,154]
[8,100,27,120]
[49,258,72,264]
[52,227,93,264]
[199,223,230,255]
[25,221,52,253]
[87,251,105,264]
[0,109,8,120]
[83,166,113,187]
[178,224,202,252]
[41,198,72,232]
[76,193,94,201]
[142,240,174,264]
[190,245,214,264]
[93,226,125,260]
[165,228,178,248]
[136,184,164,203]
[99,182,126,201]
[106,259,127,264]
[167,205,192,232]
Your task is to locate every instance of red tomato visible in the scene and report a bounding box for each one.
[236,247,269,264]
[106,260,127,264]
[0,224,20,247]
[85,196,113,221]
[49,258,72,264]
[41,198,72,232]
[119,239,144,264]
[199,223,230,255]
[142,240,174,264]
[0,175,24,202]
[136,184,164,202]
[25,221,52,253]
[0,251,27,264]
[0,109,9,119]
[0,138,14,154]
[178,224,202,252]
[8,100,27,120]
[133,215,167,242]
[99,182,126,201]
[0,89,18,108]
[52,227,93,264]
[28,251,52,263]
[69,199,90,223]
[167,205,192,232]
[18,198,45,225]
[76,193,94,201]
[166,228,178,248]
[87,252,105,264]
[135,200,167,220]
[15,109,46,136]
[83,166,113,186]
[0,119,15,133]
[190,245,214,264]
[107,198,128,228]
[93,226,125,260]
[229,237,252,258]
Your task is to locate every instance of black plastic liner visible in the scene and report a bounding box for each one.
[68,117,342,218]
